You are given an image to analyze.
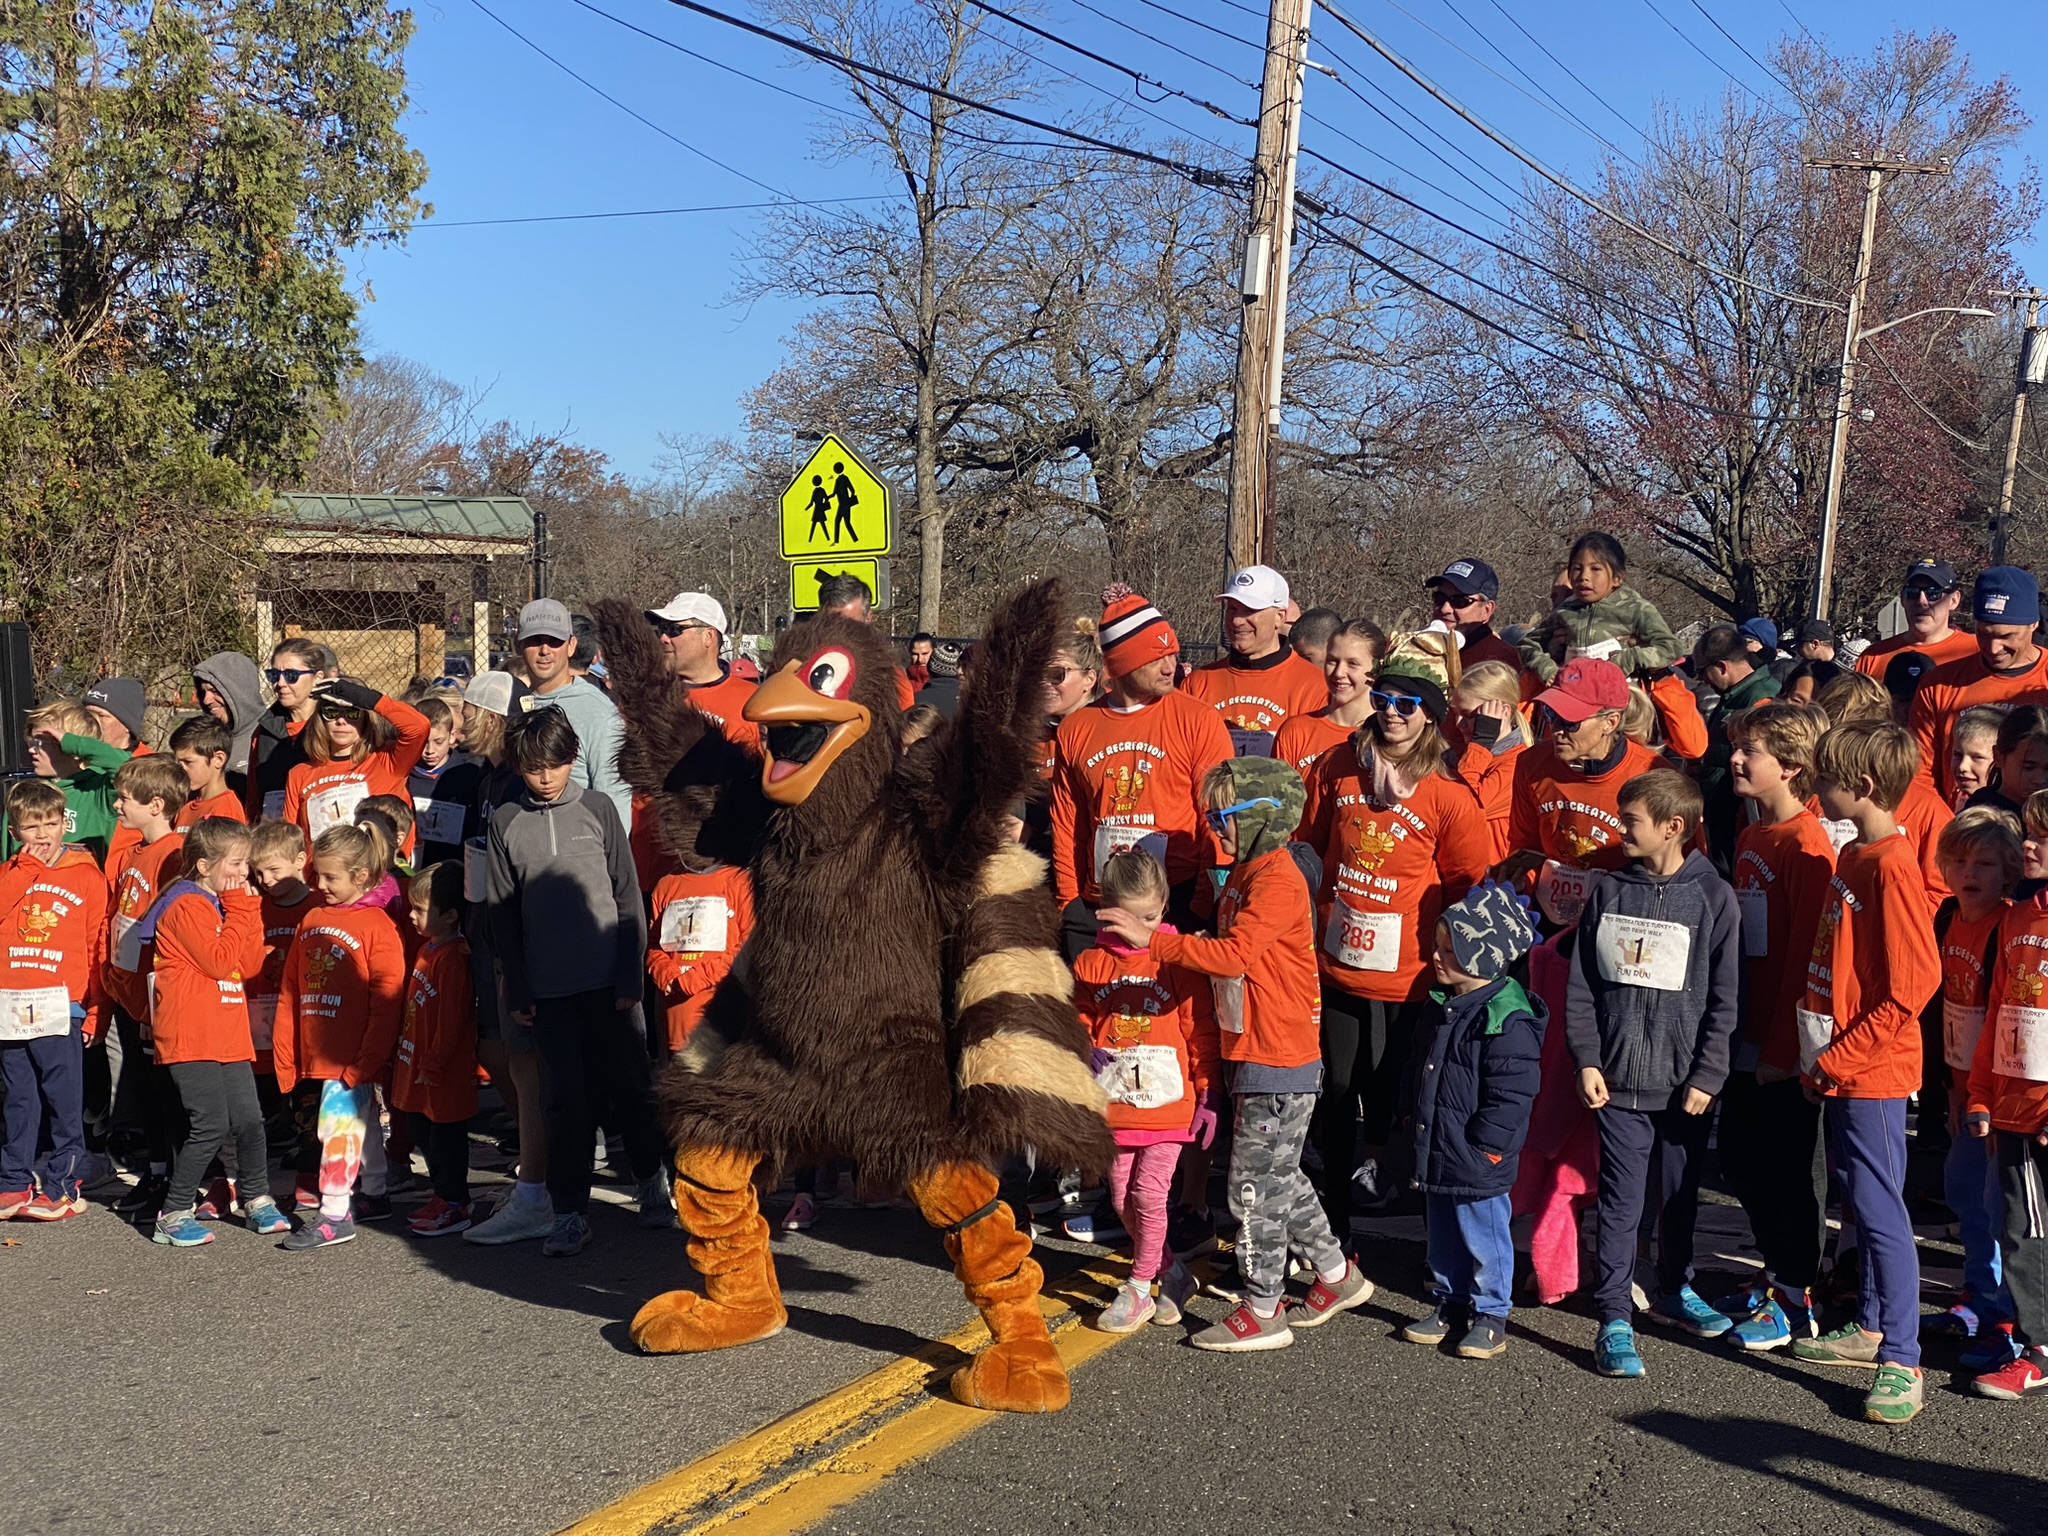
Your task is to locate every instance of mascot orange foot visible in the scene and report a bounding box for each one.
[911,1161,1070,1414]
[630,1145,786,1354]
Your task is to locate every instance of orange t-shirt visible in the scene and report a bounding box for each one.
[390,935,478,1123]
[103,832,185,1021]
[1803,831,1940,1098]
[149,886,265,1066]
[1909,648,2048,803]
[1151,847,1321,1069]
[1451,732,1528,864]
[1180,649,1330,757]
[687,667,762,756]
[1731,810,1836,1074]
[1302,748,1490,1002]
[628,792,680,894]
[1272,711,1352,784]
[0,848,108,1039]
[273,899,409,1091]
[1967,899,2048,1133]
[103,741,154,869]
[1073,939,1218,1136]
[281,696,432,858]
[1644,672,1707,760]
[176,787,249,828]
[1857,626,1976,679]
[647,865,755,1051]
[1938,902,2006,1097]
[1050,691,1234,905]
[1505,738,1665,873]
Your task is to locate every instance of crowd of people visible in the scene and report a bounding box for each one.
[6,544,2048,1428]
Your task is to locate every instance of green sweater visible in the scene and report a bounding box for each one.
[51,733,129,862]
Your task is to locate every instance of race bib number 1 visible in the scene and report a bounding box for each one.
[1993,1004,2048,1082]
[1944,1002,1986,1074]
[305,781,370,840]
[0,987,73,1041]
[412,797,466,846]
[1593,913,1692,991]
[660,896,731,955]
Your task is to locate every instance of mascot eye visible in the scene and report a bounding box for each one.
[805,648,856,700]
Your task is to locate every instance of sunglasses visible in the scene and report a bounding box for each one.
[1902,583,1950,601]
[1044,665,1080,686]
[1369,688,1426,718]
[651,619,710,639]
[1205,797,1283,833]
[317,706,364,723]
[264,667,312,685]
[1430,588,1483,610]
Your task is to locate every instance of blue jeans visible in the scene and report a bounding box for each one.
[1426,1190,1514,1319]
[1826,1097,1921,1367]
[1945,1125,2011,1323]
[0,1024,86,1197]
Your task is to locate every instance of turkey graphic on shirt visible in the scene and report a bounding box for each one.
[1108,763,1150,816]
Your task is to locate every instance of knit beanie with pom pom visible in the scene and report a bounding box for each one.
[1098,583,1179,679]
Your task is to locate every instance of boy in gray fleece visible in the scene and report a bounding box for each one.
[487,705,665,1256]
[1566,768,1740,1378]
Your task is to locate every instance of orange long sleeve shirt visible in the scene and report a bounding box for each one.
[1179,649,1330,756]
[1801,831,1941,1099]
[1966,899,2048,1133]
[1856,627,1975,679]
[1644,672,1707,760]
[150,887,266,1066]
[0,848,108,1041]
[1050,691,1234,905]
[282,695,432,856]
[1909,649,2048,804]
[647,865,755,1050]
[1271,711,1352,784]
[1505,738,1665,873]
[175,787,249,829]
[391,935,478,1123]
[273,899,409,1092]
[1302,749,1490,1003]
[1730,810,1836,1074]
[1150,847,1321,1070]
[102,832,184,1021]
[1073,938,1219,1136]
[250,886,322,1069]
[1938,902,2006,1098]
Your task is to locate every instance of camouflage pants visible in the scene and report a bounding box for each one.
[1230,1091,1345,1306]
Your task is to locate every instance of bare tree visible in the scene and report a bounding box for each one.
[300,354,484,494]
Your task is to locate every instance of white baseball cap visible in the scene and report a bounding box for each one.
[645,591,728,633]
[1218,564,1290,612]
[463,670,521,717]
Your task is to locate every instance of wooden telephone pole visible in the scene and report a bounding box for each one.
[1992,287,2046,564]
[1224,0,1312,576]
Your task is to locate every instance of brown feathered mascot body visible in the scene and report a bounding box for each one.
[593,579,1109,1414]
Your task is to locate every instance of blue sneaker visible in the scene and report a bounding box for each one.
[1647,1285,1733,1339]
[1923,1302,1982,1339]
[1961,1324,2022,1374]
[1710,1280,1767,1319]
[243,1196,291,1236]
[1062,1201,1126,1245]
[1595,1320,1646,1377]
[151,1209,215,1247]
[1728,1299,1793,1351]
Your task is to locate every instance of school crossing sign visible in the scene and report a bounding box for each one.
[779,434,892,561]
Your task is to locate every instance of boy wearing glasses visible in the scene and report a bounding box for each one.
[1098,757,1372,1352]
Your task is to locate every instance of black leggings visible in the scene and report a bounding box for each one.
[164,1060,267,1215]
[1312,988,1423,1234]
[1717,1071,1826,1290]
[533,991,662,1215]
[408,1112,471,1205]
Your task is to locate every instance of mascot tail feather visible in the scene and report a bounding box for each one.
[952,840,1112,1178]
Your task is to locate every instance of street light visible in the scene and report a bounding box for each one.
[1812,306,1998,620]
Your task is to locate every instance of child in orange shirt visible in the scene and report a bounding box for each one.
[392,863,477,1237]
[0,780,107,1221]
[145,817,283,1246]
[249,820,323,1206]
[1098,757,1369,1352]
[648,858,754,1054]
[274,822,409,1250]
[170,716,248,827]
[1077,849,1217,1333]
[281,678,430,856]
[1793,721,1941,1424]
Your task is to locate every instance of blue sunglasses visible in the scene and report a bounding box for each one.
[1205,796,1283,834]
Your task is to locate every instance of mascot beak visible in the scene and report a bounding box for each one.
[744,660,872,805]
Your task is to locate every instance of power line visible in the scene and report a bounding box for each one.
[961,0,1254,127]
[1060,0,1257,89]
[1682,0,1803,99]
[1477,0,1648,145]
[1633,0,1769,100]
[369,198,892,234]
[1424,0,1640,165]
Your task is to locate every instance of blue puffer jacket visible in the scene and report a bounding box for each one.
[1410,976,1547,1199]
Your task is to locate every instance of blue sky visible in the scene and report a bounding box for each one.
[350,0,2047,481]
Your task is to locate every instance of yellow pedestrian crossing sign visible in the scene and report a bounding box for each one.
[781,434,892,560]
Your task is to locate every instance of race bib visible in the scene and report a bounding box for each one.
[1226,726,1277,759]
[1567,636,1623,662]
[1594,913,1692,991]
[1323,900,1401,972]
[1212,975,1246,1034]
[248,994,278,1053]
[1944,1001,1986,1073]
[305,780,370,840]
[0,987,73,1041]
[110,912,143,973]
[1821,817,1857,855]
[1536,859,1590,928]
[660,896,731,956]
[261,790,287,823]
[1736,886,1769,958]
[463,838,489,905]
[1993,1004,2048,1082]
[1092,825,1168,884]
[1796,1006,1834,1074]
[1093,1043,1185,1109]
[412,797,466,847]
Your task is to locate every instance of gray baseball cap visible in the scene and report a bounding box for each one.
[517,598,573,644]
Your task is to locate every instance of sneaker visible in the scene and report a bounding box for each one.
[152,1209,215,1247]
[1095,1282,1157,1334]
[1062,1200,1126,1245]
[1401,1308,1457,1345]
[636,1174,677,1230]
[1863,1362,1924,1424]
[292,1179,320,1213]
[1594,1320,1645,1377]
[19,1190,84,1221]
[194,1176,235,1222]
[1962,1323,2024,1374]
[1727,1299,1794,1352]
[0,1187,34,1220]
[1189,1302,1295,1353]
[1971,1348,2048,1400]
[463,1191,555,1245]
[1153,1263,1195,1327]
[1167,1205,1215,1258]
[1793,1322,1884,1369]
[1647,1284,1733,1339]
[1351,1157,1392,1211]
[1456,1316,1509,1360]
[76,1152,122,1192]
[243,1197,291,1236]
[542,1211,593,1257]
[781,1192,817,1231]
[114,1176,168,1217]
[354,1193,393,1222]
[410,1200,473,1238]
[1286,1260,1374,1330]
[281,1214,357,1250]
[1922,1301,1983,1339]
[1709,1280,1767,1320]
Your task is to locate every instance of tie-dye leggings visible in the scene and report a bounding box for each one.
[316,1080,388,1220]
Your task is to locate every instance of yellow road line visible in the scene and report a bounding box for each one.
[559,1259,1134,1536]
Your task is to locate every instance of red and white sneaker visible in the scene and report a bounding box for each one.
[1972,1349,2048,1401]
[410,1199,472,1238]
[1286,1260,1375,1329]
[293,1178,320,1212]
[194,1177,236,1221]
[18,1191,85,1221]
[0,1188,35,1221]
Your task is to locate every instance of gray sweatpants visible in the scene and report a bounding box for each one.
[1230,1091,1345,1306]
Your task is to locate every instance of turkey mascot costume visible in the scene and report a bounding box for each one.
[593,579,1110,1414]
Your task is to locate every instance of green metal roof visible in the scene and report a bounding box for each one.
[275,494,534,542]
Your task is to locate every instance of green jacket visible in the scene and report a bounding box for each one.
[2,733,128,862]
[1698,666,1780,869]
[1520,587,1680,682]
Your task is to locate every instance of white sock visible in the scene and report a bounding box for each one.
[515,1180,549,1208]
[1249,1298,1280,1319]
[318,1197,351,1220]
[1316,1259,1350,1285]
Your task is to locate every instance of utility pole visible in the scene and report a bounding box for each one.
[1224,0,1312,578]
[1992,287,2047,565]
[1806,155,1950,621]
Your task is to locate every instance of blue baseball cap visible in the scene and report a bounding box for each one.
[1974,566,2040,627]
[1424,557,1498,602]
[1903,558,1958,593]
[1737,617,1778,652]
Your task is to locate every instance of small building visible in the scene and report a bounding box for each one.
[260,494,536,695]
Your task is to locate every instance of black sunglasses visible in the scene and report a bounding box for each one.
[1430,588,1483,610]
[264,667,312,685]
[650,618,710,639]
[316,706,363,723]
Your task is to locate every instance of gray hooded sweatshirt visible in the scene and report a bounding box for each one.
[1563,848,1740,1111]
[486,780,645,1013]
[193,652,268,779]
